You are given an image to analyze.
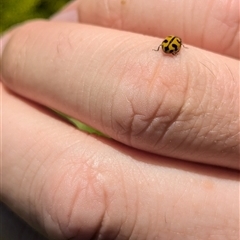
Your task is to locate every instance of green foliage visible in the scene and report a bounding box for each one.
[0,0,71,32]
[55,110,109,137]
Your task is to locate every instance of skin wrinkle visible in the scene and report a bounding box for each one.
[47,170,68,239]
[103,0,111,23]
[204,3,215,50]
[95,152,138,239]
[55,29,74,60]
[191,123,211,154]
[33,156,57,236]
[124,99,136,146]
[38,175,53,239]
[98,190,119,238]
[202,89,227,150]
[216,0,239,57]
[110,46,142,143]
[3,100,52,232]
[190,63,210,113]
[40,169,64,236]
[105,0,125,29]
[199,62,215,77]
[182,1,188,43]
[122,165,136,239]
[116,41,157,141]
[113,164,133,240]
[220,26,236,56]
[168,127,192,156]
[143,79,172,142]
[184,59,231,154]
[15,24,43,88]
[111,75,131,140]
[87,34,137,136]
[74,32,108,117]
[121,53,186,148]
[22,163,39,228]
[231,27,240,58]
[222,7,240,58]
[141,184,157,239]
[145,111,171,140]
[52,168,79,238]
[108,40,133,95]
[96,36,129,129]
[16,131,55,234]
[207,60,239,155]
[15,141,37,205]
[130,110,160,139]
[66,175,90,239]
[108,71,124,136]
[129,164,150,239]
[133,75,168,140]
[223,64,237,114]
[155,58,190,142]
[37,134,98,239]
[3,29,26,87]
[47,156,103,239]
[224,65,238,118]
[54,28,82,95]
[73,33,100,108]
[94,36,134,133]
[126,178,139,240]
[193,94,213,144]
[128,164,147,239]
[151,95,188,152]
[200,1,214,51]
[108,203,122,240]
[92,173,110,240]
[227,131,240,150]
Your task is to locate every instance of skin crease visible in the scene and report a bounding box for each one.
[1,0,239,240]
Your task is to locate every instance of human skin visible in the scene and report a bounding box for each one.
[1,0,239,239]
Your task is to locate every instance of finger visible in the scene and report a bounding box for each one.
[77,0,239,58]
[1,21,239,169]
[1,86,106,239]
[50,0,79,22]
[2,85,239,239]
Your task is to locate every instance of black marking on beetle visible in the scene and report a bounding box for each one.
[168,36,176,45]
[172,44,178,51]
[164,46,170,51]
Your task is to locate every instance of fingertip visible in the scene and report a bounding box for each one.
[51,8,79,22]
[0,33,12,83]
[0,33,11,58]
[50,0,79,22]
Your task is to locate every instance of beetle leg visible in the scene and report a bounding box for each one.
[152,44,162,51]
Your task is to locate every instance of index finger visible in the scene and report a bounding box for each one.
[1,21,239,169]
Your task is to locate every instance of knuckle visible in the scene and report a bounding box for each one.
[110,62,188,149]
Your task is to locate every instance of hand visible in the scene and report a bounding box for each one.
[1,0,239,239]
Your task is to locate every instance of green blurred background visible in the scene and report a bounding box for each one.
[1,0,71,32]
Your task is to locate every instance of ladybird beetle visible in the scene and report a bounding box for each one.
[153,35,186,55]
